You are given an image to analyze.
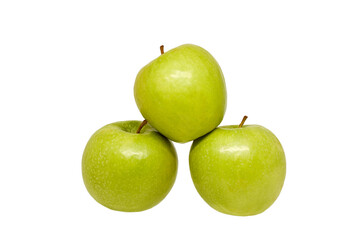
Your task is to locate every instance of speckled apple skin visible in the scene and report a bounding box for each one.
[134,44,227,143]
[189,125,286,216]
[82,121,178,212]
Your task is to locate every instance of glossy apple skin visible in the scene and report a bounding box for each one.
[189,125,286,216]
[82,121,178,212]
[134,44,227,143]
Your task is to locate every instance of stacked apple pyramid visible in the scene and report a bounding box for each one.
[82,44,286,216]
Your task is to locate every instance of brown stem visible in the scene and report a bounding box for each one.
[239,116,248,128]
[136,120,148,133]
[160,45,164,55]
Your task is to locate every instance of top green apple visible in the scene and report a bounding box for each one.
[134,44,227,143]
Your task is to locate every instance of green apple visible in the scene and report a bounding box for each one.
[134,44,227,143]
[189,117,286,216]
[82,120,178,212]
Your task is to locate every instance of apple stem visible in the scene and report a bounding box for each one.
[239,116,248,128]
[160,45,164,55]
[136,120,148,133]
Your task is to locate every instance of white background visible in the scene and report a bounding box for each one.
[1,0,359,239]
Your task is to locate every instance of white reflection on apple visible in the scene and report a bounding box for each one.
[170,70,192,80]
[219,145,250,154]
[121,149,146,159]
